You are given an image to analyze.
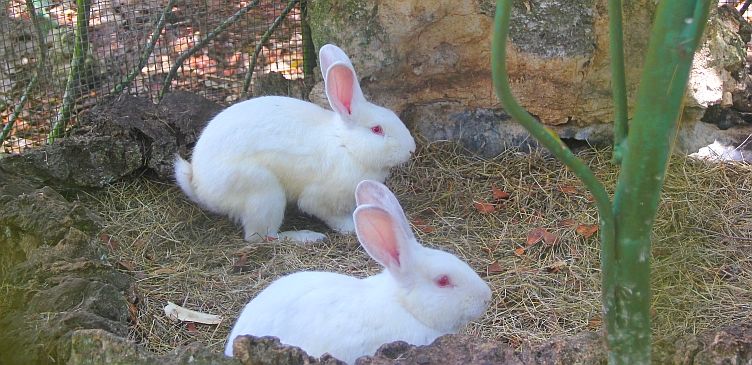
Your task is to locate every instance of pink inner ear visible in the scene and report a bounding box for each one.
[328,66,354,115]
[356,207,402,268]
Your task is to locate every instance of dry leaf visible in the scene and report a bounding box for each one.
[543,231,560,246]
[487,261,503,274]
[473,200,496,214]
[164,301,222,325]
[546,260,568,273]
[411,218,435,234]
[186,322,198,333]
[576,224,599,238]
[558,185,578,194]
[557,218,577,228]
[514,247,525,256]
[491,185,511,201]
[117,260,135,271]
[151,267,176,275]
[526,227,546,246]
[99,233,119,251]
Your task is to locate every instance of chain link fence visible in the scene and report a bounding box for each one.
[1,0,310,153]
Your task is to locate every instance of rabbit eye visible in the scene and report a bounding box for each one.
[370,125,384,136]
[435,275,452,288]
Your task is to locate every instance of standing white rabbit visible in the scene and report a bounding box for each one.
[224,180,492,364]
[174,44,415,243]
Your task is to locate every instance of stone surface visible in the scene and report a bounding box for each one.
[308,1,752,157]
[0,183,134,365]
[0,92,221,188]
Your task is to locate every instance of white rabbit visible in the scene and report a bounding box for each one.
[174,44,415,243]
[224,180,492,364]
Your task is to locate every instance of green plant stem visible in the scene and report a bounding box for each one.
[299,0,316,80]
[608,0,628,162]
[0,0,48,146]
[610,1,711,363]
[158,0,261,101]
[48,0,90,143]
[111,0,177,96]
[0,75,38,145]
[241,0,300,99]
[491,1,617,346]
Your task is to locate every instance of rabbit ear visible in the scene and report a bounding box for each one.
[324,63,365,117]
[354,205,415,276]
[319,45,366,118]
[319,44,355,76]
[355,180,413,236]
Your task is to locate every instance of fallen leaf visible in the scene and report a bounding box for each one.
[99,233,119,251]
[473,200,496,214]
[576,224,599,238]
[164,301,222,325]
[151,267,176,275]
[546,260,568,273]
[411,218,435,234]
[186,322,198,333]
[491,185,511,201]
[557,218,577,228]
[514,247,525,256]
[232,254,249,274]
[117,260,136,271]
[127,301,138,324]
[587,315,602,330]
[486,261,503,274]
[526,227,546,246]
[558,185,578,194]
[543,231,560,246]
[586,194,595,202]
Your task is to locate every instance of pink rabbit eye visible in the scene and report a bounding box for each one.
[370,125,384,136]
[435,275,452,288]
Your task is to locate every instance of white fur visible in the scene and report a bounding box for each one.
[224,181,492,364]
[174,45,415,242]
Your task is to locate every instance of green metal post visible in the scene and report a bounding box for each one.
[610,1,711,363]
[492,0,711,363]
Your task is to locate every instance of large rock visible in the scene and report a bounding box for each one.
[0,184,134,364]
[307,1,752,157]
[0,92,221,188]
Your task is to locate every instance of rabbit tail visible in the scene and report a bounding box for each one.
[174,155,199,203]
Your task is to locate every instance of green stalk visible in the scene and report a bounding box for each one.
[48,0,90,143]
[158,0,261,101]
[491,0,617,346]
[610,1,711,363]
[608,0,628,162]
[241,0,300,98]
[111,0,177,96]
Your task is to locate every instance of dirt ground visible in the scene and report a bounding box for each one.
[80,141,752,356]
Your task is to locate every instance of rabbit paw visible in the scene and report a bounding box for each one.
[277,230,327,244]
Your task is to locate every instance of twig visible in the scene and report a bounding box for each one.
[0,74,38,145]
[241,0,300,99]
[741,0,752,15]
[1,0,49,146]
[48,0,91,143]
[158,0,261,101]
[111,0,177,96]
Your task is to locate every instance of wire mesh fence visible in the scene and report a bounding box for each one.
[1,0,308,154]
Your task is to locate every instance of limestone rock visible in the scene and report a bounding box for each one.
[308,1,752,156]
[0,92,221,188]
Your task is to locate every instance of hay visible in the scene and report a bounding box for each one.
[83,141,752,354]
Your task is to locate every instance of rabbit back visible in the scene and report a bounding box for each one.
[224,271,442,363]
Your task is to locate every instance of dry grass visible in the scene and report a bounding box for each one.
[81,141,752,355]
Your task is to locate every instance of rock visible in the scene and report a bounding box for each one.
[0,185,134,365]
[355,335,522,365]
[308,1,752,156]
[232,335,346,365]
[0,92,222,188]
[657,322,752,364]
[68,329,239,365]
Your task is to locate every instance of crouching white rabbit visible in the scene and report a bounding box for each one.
[224,180,492,364]
[174,44,416,243]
